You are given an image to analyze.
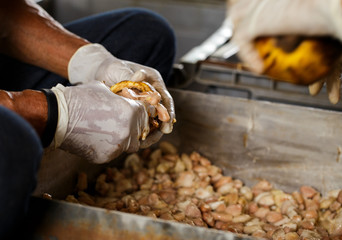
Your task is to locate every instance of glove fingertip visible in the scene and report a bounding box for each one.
[140,130,163,149]
[237,42,264,74]
[131,70,147,82]
[160,122,173,134]
[329,90,340,104]
[141,125,150,141]
[329,95,339,105]
[308,81,324,96]
[326,74,341,104]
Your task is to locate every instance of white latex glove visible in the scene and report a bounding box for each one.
[68,43,175,136]
[309,61,342,104]
[228,0,342,103]
[51,81,151,164]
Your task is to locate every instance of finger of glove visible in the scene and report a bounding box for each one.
[322,61,342,104]
[141,74,176,134]
[129,97,164,141]
[140,130,163,149]
[130,70,148,82]
[308,80,325,96]
[95,58,135,86]
[228,3,265,73]
[127,62,176,133]
[159,91,175,134]
[327,75,341,105]
[147,81,176,134]
[137,100,152,141]
[234,40,264,74]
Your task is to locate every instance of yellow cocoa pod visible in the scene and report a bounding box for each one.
[254,36,342,85]
[110,80,160,131]
[110,80,153,93]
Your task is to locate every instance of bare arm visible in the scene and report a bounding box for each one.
[0,0,89,78]
[0,89,48,137]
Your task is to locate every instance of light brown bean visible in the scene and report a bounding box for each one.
[337,190,342,204]
[254,207,270,219]
[284,232,299,240]
[76,172,88,191]
[272,228,285,240]
[243,225,262,235]
[65,142,342,240]
[214,176,233,189]
[266,211,283,223]
[185,203,202,218]
[226,204,242,217]
[159,141,178,154]
[232,214,251,223]
[300,186,317,199]
[211,212,233,223]
[202,212,215,227]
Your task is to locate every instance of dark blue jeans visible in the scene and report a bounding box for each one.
[0,8,175,238]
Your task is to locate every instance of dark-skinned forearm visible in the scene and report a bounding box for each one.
[0,0,89,78]
[0,90,48,137]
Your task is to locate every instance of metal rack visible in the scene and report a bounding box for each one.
[195,59,342,112]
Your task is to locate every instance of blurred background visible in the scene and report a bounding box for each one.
[37,0,342,111]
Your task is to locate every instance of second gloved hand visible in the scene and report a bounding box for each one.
[68,43,175,134]
[228,0,342,73]
[51,81,150,164]
[228,0,342,104]
[308,61,342,104]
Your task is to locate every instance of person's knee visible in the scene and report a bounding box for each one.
[0,106,42,193]
[0,106,42,238]
[0,106,43,166]
[130,8,176,55]
[133,9,175,39]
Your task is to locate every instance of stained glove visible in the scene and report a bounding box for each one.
[228,0,342,103]
[68,43,175,134]
[308,61,342,104]
[51,81,151,164]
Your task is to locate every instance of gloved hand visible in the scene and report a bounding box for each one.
[309,61,342,104]
[228,0,342,103]
[68,43,175,134]
[51,81,151,164]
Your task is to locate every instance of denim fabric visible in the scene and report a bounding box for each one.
[0,106,42,238]
[0,8,176,239]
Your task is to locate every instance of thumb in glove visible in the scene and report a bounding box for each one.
[309,62,342,104]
